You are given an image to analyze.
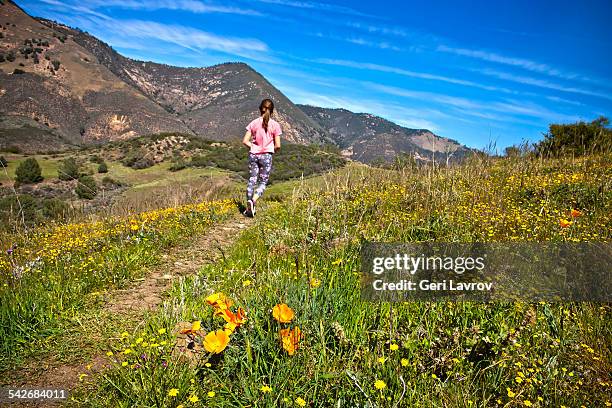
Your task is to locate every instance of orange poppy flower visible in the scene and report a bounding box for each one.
[206,293,233,311]
[559,219,572,228]
[217,307,247,333]
[272,303,295,323]
[570,209,582,218]
[280,326,302,355]
[203,330,230,354]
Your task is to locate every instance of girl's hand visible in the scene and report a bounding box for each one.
[242,131,252,149]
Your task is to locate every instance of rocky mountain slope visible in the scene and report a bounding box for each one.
[45,21,329,145]
[0,1,328,152]
[299,105,473,163]
[0,0,472,163]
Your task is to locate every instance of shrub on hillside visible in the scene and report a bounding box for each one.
[4,146,21,154]
[89,155,104,164]
[169,158,186,172]
[0,156,7,167]
[15,158,43,185]
[75,176,97,200]
[122,150,154,169]
[535,116,612,157]
[51,60,60,70]
[101,176,123,189]
[58,157,80,181]
[0,194,38,226]
[41,198,71,220]
[97,161,108,173]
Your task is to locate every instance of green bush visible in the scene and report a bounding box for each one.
[75,176,97,200]
[41,198,71,220]
[15,158,43,185]
[122,150,154,169]
[169,158,186,172]
[97,162,108,173]
[58,157,80,181]
[4,146,21,154]
[0,194,38,226]
[0,156,7,167]
[89,154,104,164]
[102,176,123,187]
[535,116,612,157]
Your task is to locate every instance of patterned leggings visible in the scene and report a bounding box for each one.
[246,153,273,201]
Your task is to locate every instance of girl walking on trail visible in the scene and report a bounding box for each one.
[242,98,282,217]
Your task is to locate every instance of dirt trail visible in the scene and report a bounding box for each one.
[3,212,253,407]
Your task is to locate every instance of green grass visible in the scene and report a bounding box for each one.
[68,153,611,407]
[0,153,61,183]
[0,200,235,371]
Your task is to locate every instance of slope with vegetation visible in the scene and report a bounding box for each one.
[1,140,610,407]
[0,133,347,230]
[299,104,473,164]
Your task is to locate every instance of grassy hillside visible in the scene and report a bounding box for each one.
[0,134,347,228]
[0,151,610,407]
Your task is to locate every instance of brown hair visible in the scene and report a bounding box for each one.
[259,98,274,132]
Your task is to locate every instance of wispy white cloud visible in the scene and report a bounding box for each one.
[253,0,377,18]
[112,20,270,60]
[93,0,263,16]
[38,0,113,20]
[31,0,272,61]
[545,95,583,106]
[473,68,612,101]
[312,33,403,51]
[367,82,582,124]
[345,21,411,38]
[277,84,444,131]
[437,44,611,88]
[313,58,519,94]
[42,0,263,16]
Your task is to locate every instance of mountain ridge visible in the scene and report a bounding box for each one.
[298,104,473,163]
[0,0,472,163]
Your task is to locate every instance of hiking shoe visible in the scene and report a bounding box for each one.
[247,199,255,217]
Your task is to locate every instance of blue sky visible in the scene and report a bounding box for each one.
[17,0,612,150]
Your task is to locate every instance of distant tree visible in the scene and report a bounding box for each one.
[12,68,25,74]
[15,158,43,185]
[89,154,103,164]
[0,53,5,62]
[75,176,97,199]
[535,116,612,157]
[6,51,15,62]
[0,156,7,167]
[97,161,108,173]
[58,157,79,180]
[169,157,186,172]
[51,60,60,70]
[504,146,521,158]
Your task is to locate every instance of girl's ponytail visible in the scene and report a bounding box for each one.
[262,109,271,132]
[259,99,274,132]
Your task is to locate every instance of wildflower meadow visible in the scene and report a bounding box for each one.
[1,152,610,407]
